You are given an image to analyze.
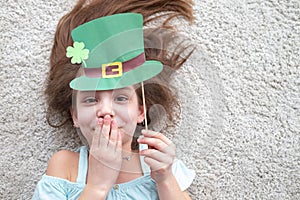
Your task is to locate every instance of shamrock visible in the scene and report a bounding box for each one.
[66,42,89,64]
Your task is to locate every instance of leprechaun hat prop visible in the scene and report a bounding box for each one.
[68,13,163,91]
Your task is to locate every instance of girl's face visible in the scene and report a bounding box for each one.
[71,86,145,146]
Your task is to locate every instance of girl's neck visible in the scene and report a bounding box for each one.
[120,148,141,171]
[116,151,143,184]
[115,143,143,184]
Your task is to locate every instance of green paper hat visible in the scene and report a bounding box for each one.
[68,13,163,91]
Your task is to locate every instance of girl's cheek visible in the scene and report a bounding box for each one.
[77,126,93,146]
[85,133,93,146]
[77,107,95,122]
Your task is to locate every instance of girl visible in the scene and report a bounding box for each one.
[33,0,195,199]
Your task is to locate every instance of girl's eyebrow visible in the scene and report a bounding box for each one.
[78,91,95,95]
[114,87,133,93]
[77,91,97,98]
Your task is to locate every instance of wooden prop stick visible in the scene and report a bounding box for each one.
[141,81,148,130]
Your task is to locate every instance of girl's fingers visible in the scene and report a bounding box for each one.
[108,119,118,148]
[143,156,171,172]
[141,130,173,146]
[97,115,121,152]
[138,136,175,154]
[99,115,111,147]
[138,137,166,151]
[140,148,174,163]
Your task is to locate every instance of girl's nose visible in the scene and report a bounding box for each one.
[96,98,115,118]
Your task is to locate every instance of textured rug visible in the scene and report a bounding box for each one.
[0,0,299,199]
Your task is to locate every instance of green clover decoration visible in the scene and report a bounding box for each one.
[66,42,89,64]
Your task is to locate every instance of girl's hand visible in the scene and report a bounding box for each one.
[86,115,122,192]
[138,130,176,184]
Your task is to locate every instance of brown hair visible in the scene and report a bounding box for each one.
[45,0,195,149]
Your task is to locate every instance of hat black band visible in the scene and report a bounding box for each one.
[84,53,146,78]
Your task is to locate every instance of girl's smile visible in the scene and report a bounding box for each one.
[71,86,145,147]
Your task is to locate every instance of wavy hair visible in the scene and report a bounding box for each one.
[45,0,195,149]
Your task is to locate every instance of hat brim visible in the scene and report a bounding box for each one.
[70,60,163,91]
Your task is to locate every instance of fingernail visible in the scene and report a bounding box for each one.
[98,118,103,125]
[104,115,111,123]
[141,129,146,134]
[138,135,144,139]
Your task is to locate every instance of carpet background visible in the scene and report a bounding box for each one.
[0,0,299,199]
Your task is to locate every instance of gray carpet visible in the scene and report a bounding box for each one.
[1,0,299,199]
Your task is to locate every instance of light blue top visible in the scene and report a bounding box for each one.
[32,145,195,200]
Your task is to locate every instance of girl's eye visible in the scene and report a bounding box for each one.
[83,97,97,103]
[115,96,129,102]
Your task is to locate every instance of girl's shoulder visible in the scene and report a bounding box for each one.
[45,149,80,183]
